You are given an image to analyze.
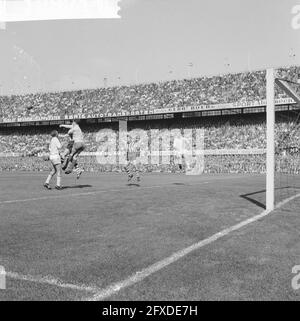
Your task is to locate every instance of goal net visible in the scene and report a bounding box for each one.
[271,69,300,212]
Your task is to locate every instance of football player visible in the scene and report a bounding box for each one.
[61,134,84,179]
[44,130,62,190]
[59,120,86,175]
[125,135,141,183]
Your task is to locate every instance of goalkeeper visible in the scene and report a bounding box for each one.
[59,120,85,174]
[60,133,84,179]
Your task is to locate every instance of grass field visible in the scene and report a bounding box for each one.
[0,171,299,301]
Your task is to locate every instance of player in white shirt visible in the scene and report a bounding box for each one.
[173,136,188,172]
[125,135,141,183]
[59,120,85,174]
[44,130,63,190]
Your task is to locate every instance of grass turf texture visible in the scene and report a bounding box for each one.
[0,172,299,300]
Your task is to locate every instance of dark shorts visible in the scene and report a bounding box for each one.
[71,142,85,155]
[66,141,74,152]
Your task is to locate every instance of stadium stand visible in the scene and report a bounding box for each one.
[0,66,300,173]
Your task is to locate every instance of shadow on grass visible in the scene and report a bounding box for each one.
[61,184,93,190]
[240,190,266,210]
[127,183,140,187]
[240,186,294,210]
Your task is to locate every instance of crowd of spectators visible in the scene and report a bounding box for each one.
[2,153,299,174]
[0,65,300,174]
[0,112,299,174]
[0,66,299,121]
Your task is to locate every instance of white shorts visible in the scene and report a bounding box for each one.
[50,155,61,166]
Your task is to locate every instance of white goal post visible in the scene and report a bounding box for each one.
[266,68,275,211]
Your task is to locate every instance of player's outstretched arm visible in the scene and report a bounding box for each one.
[58,134,69,138]
[59,124,73,129]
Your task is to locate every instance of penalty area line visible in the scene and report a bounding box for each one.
[85,209,271,301]
[6,271,100,293]
[0,184,175,205]
[86,192,300,301]
[5,193,299,299]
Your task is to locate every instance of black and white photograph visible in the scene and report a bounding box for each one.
[0,0,300,306]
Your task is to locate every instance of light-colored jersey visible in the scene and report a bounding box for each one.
[68,124,84,143]
[127,141,139,161]
[174,137,186,155]
[49,137,61,156]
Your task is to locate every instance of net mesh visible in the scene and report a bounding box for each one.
[274,71,300,211]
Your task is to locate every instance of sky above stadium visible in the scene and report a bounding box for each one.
[0,0,299,95]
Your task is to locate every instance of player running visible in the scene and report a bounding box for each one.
[59,120,85,175]
[44,130,62,190]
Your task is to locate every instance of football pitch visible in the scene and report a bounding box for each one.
[0,172,299,301]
